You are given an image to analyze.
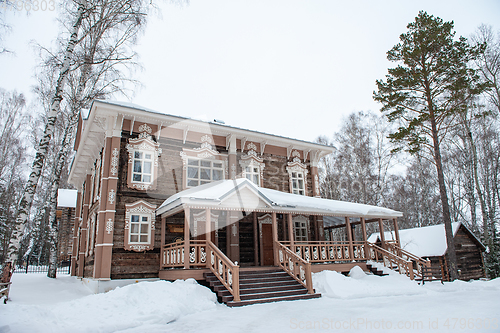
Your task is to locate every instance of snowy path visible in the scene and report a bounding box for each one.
[1,269,499,333]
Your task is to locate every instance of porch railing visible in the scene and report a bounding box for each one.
[385,242,430,279]
[161,239,240,302]
[276,241,314,294]
[281,241,369,262]
[161,240,208,268]
[366,242,415,280]
[206,240,240,302]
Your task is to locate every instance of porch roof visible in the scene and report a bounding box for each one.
[157,179,403,219]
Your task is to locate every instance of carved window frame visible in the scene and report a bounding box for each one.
[124,200,157,252]
[239,143,265,186]
[286,151,308,196]
[126,127,161,191]
[180,135,228,189]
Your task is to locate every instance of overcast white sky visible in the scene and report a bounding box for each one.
[1,0,499,142]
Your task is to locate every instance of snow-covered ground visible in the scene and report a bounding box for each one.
[1,267,499,333]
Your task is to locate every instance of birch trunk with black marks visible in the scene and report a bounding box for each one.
[6,0,87,268]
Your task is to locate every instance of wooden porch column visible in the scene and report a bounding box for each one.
[316,216,325,241]
[392,218,400,247]
[228,212,240,263]
[272,212,278,266]
[184,208,190,269]
[253,212,258,266]
[378,218,386,249]
[360,217,368,258]
[161,217,166,248]
[287,213,295,252]
[70,191,82,276]
[205,209,211,242]
[345,217,354,260]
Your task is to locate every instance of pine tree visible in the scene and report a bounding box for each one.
[373,11,489,280]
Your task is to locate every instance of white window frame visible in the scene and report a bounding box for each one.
[186,158,225,188]
[291,171,306,195]
[131,150,153,184]
[129,213,151,244]
[244,162,261,186]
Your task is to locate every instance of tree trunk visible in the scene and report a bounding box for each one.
[425,80,459,281]
[5,0,87,268]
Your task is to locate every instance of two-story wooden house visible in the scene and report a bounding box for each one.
[68,100,426,306]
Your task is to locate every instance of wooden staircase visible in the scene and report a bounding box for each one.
[204,268,321,307]
[365,263,389,276]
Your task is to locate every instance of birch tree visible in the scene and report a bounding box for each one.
[5,0,87,269]
[373,11,489,280]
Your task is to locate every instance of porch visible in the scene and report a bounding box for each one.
[156,179,429,305]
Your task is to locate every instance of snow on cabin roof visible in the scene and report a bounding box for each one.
[157,178,403,218]
[367,222,484,257]
[57,189,78,208]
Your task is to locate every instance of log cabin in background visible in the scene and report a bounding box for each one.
[368,223,486,282]
[67,100,484,305]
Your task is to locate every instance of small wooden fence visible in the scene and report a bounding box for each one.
[276,241,314,294]
[161,240,208,268]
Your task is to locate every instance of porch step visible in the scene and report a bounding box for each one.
[365,263,388,276]
[204,269,321,307]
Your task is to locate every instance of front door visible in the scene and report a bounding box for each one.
[261,224,274,266]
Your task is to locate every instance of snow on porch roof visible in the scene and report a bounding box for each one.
[367,222,485,257]
[157,178,403,218]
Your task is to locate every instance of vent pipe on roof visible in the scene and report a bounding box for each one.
[213,119,225,124]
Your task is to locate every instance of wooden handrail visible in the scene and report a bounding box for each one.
[275,241,314,294]
[366,242,415,280]
[206,240,240,302]
[385,242,430,279]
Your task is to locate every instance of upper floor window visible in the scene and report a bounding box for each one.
[126,125,161,191]
[187,158,224,187]
[132,151,153,183]
[291,171,305,195]
[240,142,265,186]
[287,150,308,196]
[180,135,227,189]
[245,165,260,185]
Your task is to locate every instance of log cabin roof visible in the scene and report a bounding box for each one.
[368,223,486,257]
[157,178,403,219]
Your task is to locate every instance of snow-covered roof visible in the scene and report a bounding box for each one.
[57,189,78,208]
[157,178,403,219]
[367,223,485,257]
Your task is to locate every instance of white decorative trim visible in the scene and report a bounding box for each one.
[106,219,114,234]
[110,148,119,176]
[138,123,152,134]
[108,189,115,205]
[314,174,320,196]
[247,142,257,152]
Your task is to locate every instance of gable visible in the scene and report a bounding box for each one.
[219,186,271,212]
